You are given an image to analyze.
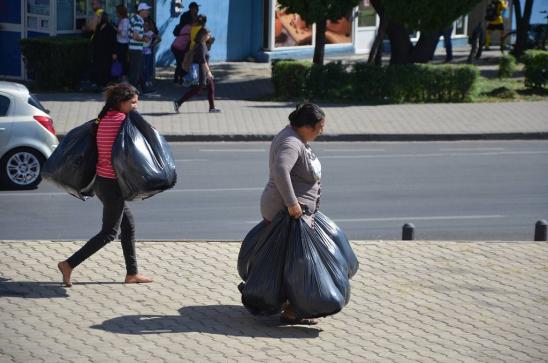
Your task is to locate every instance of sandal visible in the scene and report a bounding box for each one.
[279,316,319,325]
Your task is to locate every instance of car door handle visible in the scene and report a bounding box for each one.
[0,128,6,132]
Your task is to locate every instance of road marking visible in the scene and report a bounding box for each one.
[321,151,548,159]
[199,149,266,152]
[440,147,505,151]
[319,148,386,152]
[0,187,264,197]
[332,215,505,222]
[174,159,208,162]
[244,215,505,224]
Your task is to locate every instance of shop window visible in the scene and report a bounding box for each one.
[27,0,50,32]
[274,1,313,48]
[454,15,467,36]
[57,0,74,31]
[358,1,376,28]
[327,13,353,44]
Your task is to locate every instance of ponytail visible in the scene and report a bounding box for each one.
[288,103,325,128]
[96,83,139,121]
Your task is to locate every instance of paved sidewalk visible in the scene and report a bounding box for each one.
[1,240,547,362]
[35,49,548,141]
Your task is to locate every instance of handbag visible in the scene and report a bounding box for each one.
[182,63,200,87]
[111,60,123,78]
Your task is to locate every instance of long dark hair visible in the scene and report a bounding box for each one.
[116,5,128,19]
[97,83,139,120]
[288,103,325,128]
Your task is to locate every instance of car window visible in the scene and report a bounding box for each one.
[28,94,48,113]
[0,95,10,116]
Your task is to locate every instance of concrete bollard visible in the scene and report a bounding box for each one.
[402,223,415,240]
[534,220,547,241]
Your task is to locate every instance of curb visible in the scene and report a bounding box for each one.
[161,132,548,142]
[57,132,548,142]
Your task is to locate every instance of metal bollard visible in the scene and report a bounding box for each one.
[402,223,415,240]
[534,220,547,241]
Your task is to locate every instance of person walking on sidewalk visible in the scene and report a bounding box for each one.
[173,27,221,113]
[57,84,152,287]
[128,3,151,90]
[260,103,325,324]
[485,0,508,52]
[115,5,130,79]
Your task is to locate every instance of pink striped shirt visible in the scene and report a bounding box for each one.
[96,111,126,179]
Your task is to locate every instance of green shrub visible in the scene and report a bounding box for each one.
[271,60,312,98]
[306,61,351,100]
[272,60,478,103]
[521,50,548,89]
[20,36,91,90]
[498,54,516,78]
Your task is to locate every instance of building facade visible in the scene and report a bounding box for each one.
[1,0,516,80]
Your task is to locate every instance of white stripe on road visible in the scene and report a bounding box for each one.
[174,159,208,162]
[333,215,505,222]
[321,151,548,159]
[320,149,386,152]
[245,215,504,224]
[199,149,266,152]
[440,147,505,151]
[0,187,263,197]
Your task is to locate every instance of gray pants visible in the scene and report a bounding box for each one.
[128,49,143,89]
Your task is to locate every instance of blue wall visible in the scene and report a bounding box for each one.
[155,0,264,66]
[0,32,22,76]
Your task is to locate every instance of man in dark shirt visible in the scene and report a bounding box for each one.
[173,1,199,36]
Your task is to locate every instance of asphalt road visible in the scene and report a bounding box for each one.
[1,141,547,241]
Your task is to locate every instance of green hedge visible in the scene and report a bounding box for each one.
[521,50,548,89]
[498,54,516,78]
[272,60,478,103]
[20,36,91,90]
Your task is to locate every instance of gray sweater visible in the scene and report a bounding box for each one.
[260,126,321,221]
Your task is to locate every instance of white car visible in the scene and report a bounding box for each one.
[0,81,58,189]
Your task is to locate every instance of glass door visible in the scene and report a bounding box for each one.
[354,0,377,53]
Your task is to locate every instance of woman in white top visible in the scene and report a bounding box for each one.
[115,5,130,78]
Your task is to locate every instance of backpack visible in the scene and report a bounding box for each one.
[485,1,499,22]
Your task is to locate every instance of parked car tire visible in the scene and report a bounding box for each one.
[0,148,45,189]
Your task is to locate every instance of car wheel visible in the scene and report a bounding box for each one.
[0,148,45,189]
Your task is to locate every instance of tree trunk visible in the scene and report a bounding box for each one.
[386,22,413,64]
[513,0,534,58]
[411,32,440,63]
[368,13,388,65]
[313,19,327,65]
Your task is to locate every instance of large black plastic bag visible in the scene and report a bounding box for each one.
[238,212,291,316]
[42,120,97,200]
[237,219,268,281]
[112,111,177,201]
[315,212,359,278]
[284,217,350,319]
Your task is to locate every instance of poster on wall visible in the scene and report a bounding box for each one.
[27,0,50,16]
[274,2,312,47]
[326,15,352,44]
[274,1,352,47]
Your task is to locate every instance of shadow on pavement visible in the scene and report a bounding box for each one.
[0,277,69,298]
[91,304,320,338]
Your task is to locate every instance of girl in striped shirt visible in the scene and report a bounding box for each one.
[58,84,152,287]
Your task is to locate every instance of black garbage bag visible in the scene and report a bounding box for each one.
[284,217,350,319]
[238,212,291,316]
[315,212,359,278]
[42,120,98,200]
[112,111,177,201]
[237,219,268,281]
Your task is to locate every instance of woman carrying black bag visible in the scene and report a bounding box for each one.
[57,84,152,287]
[260,103,325,325]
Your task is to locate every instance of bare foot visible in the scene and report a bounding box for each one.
[124,274,152,284]
[57,261,73,287]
